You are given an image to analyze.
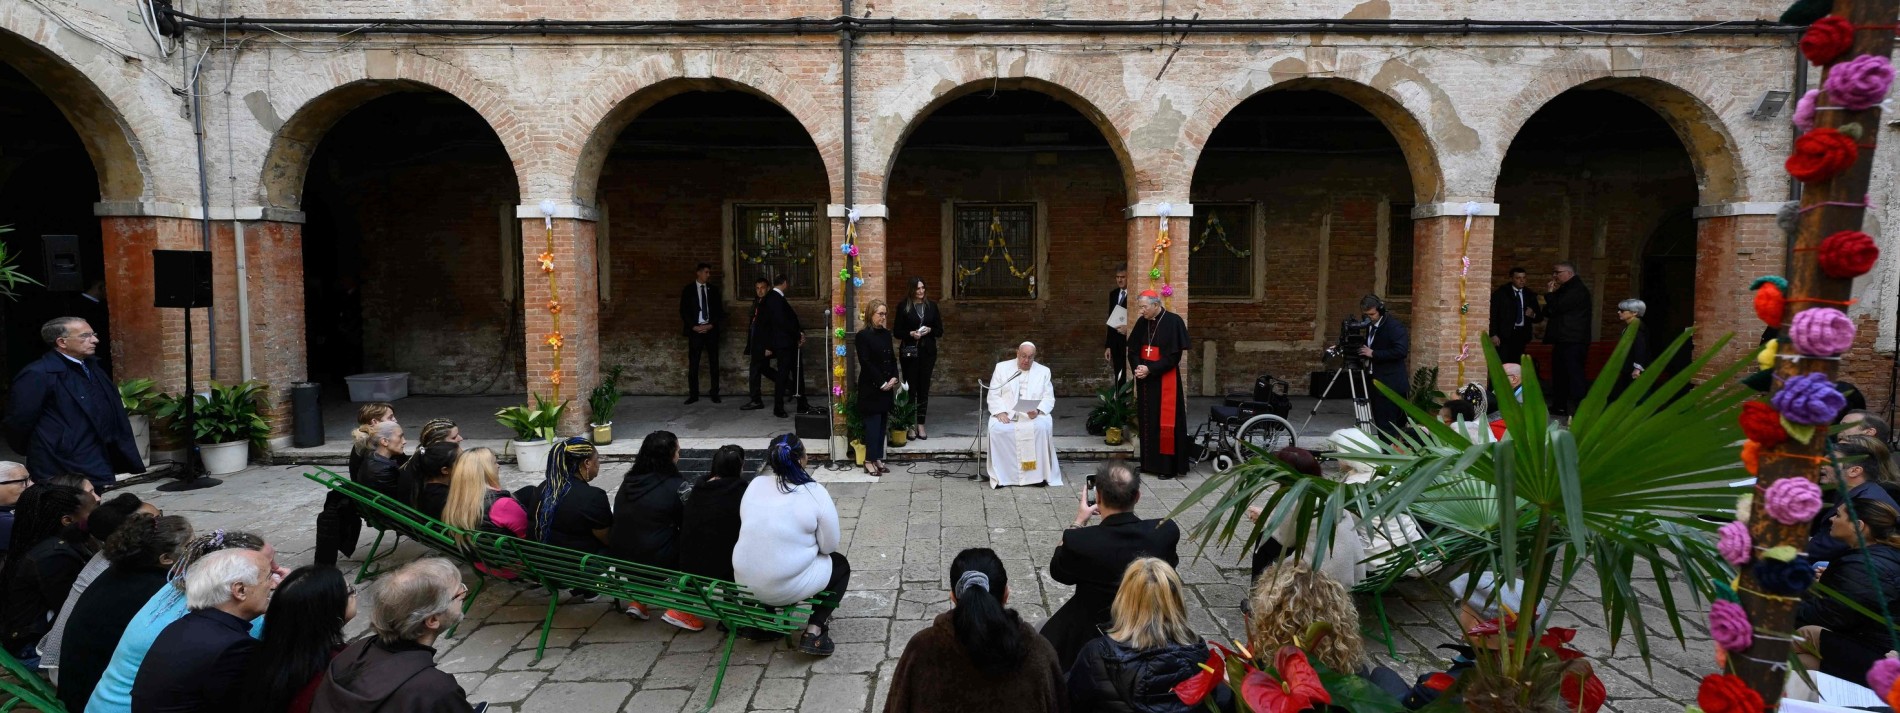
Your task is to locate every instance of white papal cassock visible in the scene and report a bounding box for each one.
[986,360,1061,487]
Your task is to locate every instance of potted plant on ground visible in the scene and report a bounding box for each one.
[844,389,866,466]
[118,378,166,461]
[588,365,624,445]
[497,394,565,472]
[888,389,917,448]
[1086,380,1135,445]
[190,381,271,475]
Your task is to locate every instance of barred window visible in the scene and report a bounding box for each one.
[1189,203,1254,298]
[735,204,819,299]
[952,204,1038,299]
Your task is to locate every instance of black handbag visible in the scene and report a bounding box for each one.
[900,345,920,359]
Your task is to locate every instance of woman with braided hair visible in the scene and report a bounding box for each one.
[734,434,850,656]
[515,437,611,555]
[87,529,285,713]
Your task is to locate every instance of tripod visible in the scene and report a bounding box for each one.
[1301,363,1375,434]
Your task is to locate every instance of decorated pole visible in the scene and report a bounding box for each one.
[1710,0,1896,707]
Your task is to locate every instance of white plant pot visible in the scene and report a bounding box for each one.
[513,438,552,473]
[198,440,250,475]
[128,415,151,462]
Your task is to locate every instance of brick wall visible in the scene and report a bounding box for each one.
[885,148,1128,395]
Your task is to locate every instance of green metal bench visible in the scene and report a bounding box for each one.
[305,469,470,584]
[0,645,61,712]
[306,469,826,712]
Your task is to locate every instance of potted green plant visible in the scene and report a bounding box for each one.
[0,226,43,300]
[118,378,165,461]
[588,365,624,445]
[1086,381,1135,445]
[843,389,866,465]
[888,389,918,448]
[496,394,566,472]
[191,381,271,475]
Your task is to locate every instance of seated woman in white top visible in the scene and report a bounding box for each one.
[732,434,850,656]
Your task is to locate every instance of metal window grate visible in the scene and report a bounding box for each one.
[736,205,818,299]
[952,204,1037,299]
[1189,203,1254,297]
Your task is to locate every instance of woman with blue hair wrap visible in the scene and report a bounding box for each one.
[733,434,851,655]
[516,437,611,556]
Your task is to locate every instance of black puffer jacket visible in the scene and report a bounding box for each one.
[1797,543,1900,653]
[608,469,685,569]
[1066,636,1233,713]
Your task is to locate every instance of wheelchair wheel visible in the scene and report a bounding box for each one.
[1213,454,1236,473]
[1234,414,1295,462]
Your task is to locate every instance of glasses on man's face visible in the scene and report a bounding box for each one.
[0,479,27,487]
[453,584,470,601]
[62,332,98,341]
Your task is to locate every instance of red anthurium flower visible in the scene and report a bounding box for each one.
[1274,647,1330,706]
[1561,669,1608,713]
[1172,648,1225,706]
[1423,673,1457,692]
[1240,648,1332,713]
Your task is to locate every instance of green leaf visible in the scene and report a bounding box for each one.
[1317,667,1406,713]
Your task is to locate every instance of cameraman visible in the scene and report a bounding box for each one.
[1354,295,1410,437]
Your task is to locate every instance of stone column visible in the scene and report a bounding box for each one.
[1693,204,1786,381]
[519,204,599,435]
[1409,202,1498,393]
[1125,203,1193,390]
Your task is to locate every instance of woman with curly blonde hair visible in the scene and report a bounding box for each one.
[1246,559,1366,673]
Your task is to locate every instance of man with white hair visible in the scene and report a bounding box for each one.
[986,342,1061,487]
[313,557,474,712]
[0,462,31,555]
[130,548,273,711]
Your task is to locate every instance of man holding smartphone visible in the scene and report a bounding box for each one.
[1040,460,1180,669]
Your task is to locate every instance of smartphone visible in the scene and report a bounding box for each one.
[1085,475,1096,506]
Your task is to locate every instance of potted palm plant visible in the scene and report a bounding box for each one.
[1173,327,1751,711]
[118,378,166,461]
[588,365,624,445]
[1086,380,1135,446]
[496,394,566,472]
[191,381,272,475]
[889,389,917,448]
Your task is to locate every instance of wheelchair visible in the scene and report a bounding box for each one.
[1192,375,1297,473]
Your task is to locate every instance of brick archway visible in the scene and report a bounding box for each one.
[0,28,146,203]
[1492,75,1746,205]
[566,55,842,207]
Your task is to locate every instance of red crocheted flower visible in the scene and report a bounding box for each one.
[1743,439,1762,475]
[1787,127,1861,183]
[1740,400,1789,447]
[1698,673,1765,713]
[1755,281,1786,327]
[1819,230,1880,279]
[1802,16,1855,65]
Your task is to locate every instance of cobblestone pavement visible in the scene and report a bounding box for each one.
[113,461,1717,712]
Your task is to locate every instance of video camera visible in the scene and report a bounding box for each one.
[1322,316,1374,371]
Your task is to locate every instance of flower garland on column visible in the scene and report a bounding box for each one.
[538,200,565,402]
[1454,201,1480,385]
[1147,202,1175,306]
[832,209,863,403]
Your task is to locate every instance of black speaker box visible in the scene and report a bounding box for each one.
[153,250,213,308]
[41,235,82,292]
[795,409,830,441]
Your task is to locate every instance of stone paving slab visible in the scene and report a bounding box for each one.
[103,459,1715,711]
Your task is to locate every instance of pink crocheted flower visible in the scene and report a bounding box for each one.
[1764,477,1824,525]
[1825,54,1896,111]
[1791,307,1856,356]
[1718,520,1753,566]
[1793,89,1820,134]
[1869,658,1900,697]
[1710,600,1753,652]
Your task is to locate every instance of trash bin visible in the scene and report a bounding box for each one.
[292,382,323,448]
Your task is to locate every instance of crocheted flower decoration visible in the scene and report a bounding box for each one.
[1792,89,1822,134]
[1791,307,1856,356]
[1740,401,1789,447]
[1741,440,1762,476]
[1718,520,1753,565]
[1698,673,1765,713]
[1753,277,1787,327]
[1758,339,1780,372]
[1869,657,1900,698]
[1802,16,1855,65]
[1754,555,1818,595]
[1825,54,1896,111]
[1764,476,1824,525]
[1787,127,1860,183]
[1819,230,1880,279]
[1709,600,1753,652]
[1773,372,1847,425]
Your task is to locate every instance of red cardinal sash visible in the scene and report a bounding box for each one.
[1141,345,1177,455]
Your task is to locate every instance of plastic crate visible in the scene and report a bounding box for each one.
[345,372,409,402]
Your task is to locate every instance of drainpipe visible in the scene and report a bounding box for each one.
[837,0,855,455]
[233,220,253,380]
[188,44,218,379]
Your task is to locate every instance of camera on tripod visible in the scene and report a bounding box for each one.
[1322,316,1373,371]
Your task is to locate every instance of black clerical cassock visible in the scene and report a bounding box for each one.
[1126,291,1191,477]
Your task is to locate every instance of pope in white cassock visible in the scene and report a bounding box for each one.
[986,342,1062,487]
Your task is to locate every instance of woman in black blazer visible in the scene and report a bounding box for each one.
[893,277,944,440]
[856,299,901,477]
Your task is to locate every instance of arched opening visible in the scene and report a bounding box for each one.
[298,90,524,395]
[593,87,830,395]
[1495,88,1699,382]
[0,59,109,380]
[1189,87,1420,392]
[885,86,1131,393]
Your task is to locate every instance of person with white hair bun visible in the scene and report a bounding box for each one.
[1613,298,1650,398]
[986,342,1061,487]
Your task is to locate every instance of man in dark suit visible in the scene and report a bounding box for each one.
[743,274,806,418]
[678,263,726,405]
[1488,267,1540,367]
[130,548,274,712]
[1040,460,1181,669]
[743,277,776,411]
[4,317,142,488]
[1543,262,1593,416]
[1104,264,1130,384]
[1356,295,1411,438]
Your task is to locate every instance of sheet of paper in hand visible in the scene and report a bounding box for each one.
[1107,305,1127,329]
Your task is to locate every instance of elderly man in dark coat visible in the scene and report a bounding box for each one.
[4,317,142,489]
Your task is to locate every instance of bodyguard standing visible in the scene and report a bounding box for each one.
[1543,262,1593,416]
[1103,265,1130,384]
[1488,267,1540,367]
[3,318,142,489]
[678,263,725,404]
